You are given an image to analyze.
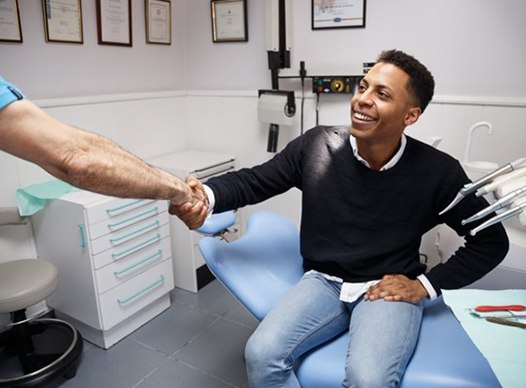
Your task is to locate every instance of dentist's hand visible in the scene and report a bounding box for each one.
[169,176,209,230]
[364,274,427,304]
[168,180,193,206]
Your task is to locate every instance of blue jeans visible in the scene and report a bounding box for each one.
[245,271,423,388]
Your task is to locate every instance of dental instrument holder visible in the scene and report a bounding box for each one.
[462,185,526,225]
[470,199,526,236]
[466,164,526,235]
[439,157,526,215]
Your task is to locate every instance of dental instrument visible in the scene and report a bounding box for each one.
[486,317,526,329]
[470,199,526,236]
[462,185,526,225]
[438,157,526,215]
[476,166,526,197]
[475,305,525,313]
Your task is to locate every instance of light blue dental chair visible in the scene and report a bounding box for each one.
[198,211,500,388]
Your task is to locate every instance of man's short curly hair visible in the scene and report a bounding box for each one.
[377,50,435,112]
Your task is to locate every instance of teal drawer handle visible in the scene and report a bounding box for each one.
[113,250,163,276]
[111,234,161,260]
[78,224,86,248]
[117,275,165,305]
[106,199,146,214]
[109,220,161,244]
[107,207,159,229]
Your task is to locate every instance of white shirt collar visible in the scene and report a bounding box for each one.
[349,134,407,171]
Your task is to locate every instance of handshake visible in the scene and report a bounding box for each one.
[169,176,209,230]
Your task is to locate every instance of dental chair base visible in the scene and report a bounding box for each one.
[199,211,500,388]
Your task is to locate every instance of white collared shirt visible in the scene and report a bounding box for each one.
[349,133,407,171]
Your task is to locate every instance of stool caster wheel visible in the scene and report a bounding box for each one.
[64,368,77,380]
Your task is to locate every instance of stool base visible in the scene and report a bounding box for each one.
[0,318,83,388]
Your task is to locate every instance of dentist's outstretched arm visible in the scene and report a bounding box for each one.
[0,98,192,205]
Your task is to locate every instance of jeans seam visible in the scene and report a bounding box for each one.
[283,308,347,369]
[388,303,421,387]
[283,274,346,370]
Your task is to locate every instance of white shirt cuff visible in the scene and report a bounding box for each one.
[417,274,437,300]
[203,184,215,214]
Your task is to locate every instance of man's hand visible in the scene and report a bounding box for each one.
[169,181,193,206]
[364,274,427,304]
[169,176,209,230]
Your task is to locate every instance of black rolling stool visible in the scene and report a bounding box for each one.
[0,259,83,387]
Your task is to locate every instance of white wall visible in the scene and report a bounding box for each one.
[185,0,526,98]
[2,1,526,97]
[0,0,187,99]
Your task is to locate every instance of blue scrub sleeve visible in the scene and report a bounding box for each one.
[0,76,25,110]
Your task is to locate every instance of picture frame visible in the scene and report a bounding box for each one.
[312,0,366,30]
[0,0,23,43]
[42,0,83,44]
[211,0,248,43]
[96,0,132,46]
[145,0,171,45]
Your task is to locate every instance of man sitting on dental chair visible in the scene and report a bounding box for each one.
[172,49,509,388]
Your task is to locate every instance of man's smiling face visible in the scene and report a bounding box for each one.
[350,62,421,145]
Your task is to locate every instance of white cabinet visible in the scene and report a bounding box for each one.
[31,190,174,349]
[148,150,241,292]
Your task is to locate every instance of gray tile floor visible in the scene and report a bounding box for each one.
[53,280,258,388]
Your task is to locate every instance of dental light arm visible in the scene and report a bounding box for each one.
[264,0,291,152]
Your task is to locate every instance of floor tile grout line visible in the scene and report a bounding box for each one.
[170,315,222,358]
[130,337,174,357]
[218,314,258,331]
[172,298,257,330]
[175,359,241,388]
[132,366,160,388]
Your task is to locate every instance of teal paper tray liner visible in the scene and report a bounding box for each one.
[443,289,526,388]
[16,180,78,216]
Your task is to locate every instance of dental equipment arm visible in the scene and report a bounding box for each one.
[439,157,526,215]
[476,166,526,197]
[470,199,526,236]
[462,185,526,225]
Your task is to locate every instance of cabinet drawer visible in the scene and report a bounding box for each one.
[87,201,168,241]
[98,259,174,330]
[94,238,172,294]
[90,213,169,255]
[85,198,157,226]
[91,224,171,269]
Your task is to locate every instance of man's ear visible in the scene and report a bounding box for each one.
[404,106,422,126]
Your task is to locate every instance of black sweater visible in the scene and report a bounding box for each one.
[207,126,509,294]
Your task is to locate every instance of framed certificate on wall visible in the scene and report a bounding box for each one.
[42,0,83,43]
[0,0,23,43]
[211,0,248,43]
[96,0,132,46]
[312,0,366,30]
[145,0,171,45]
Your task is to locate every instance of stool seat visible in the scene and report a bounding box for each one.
[0,259,58,313]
